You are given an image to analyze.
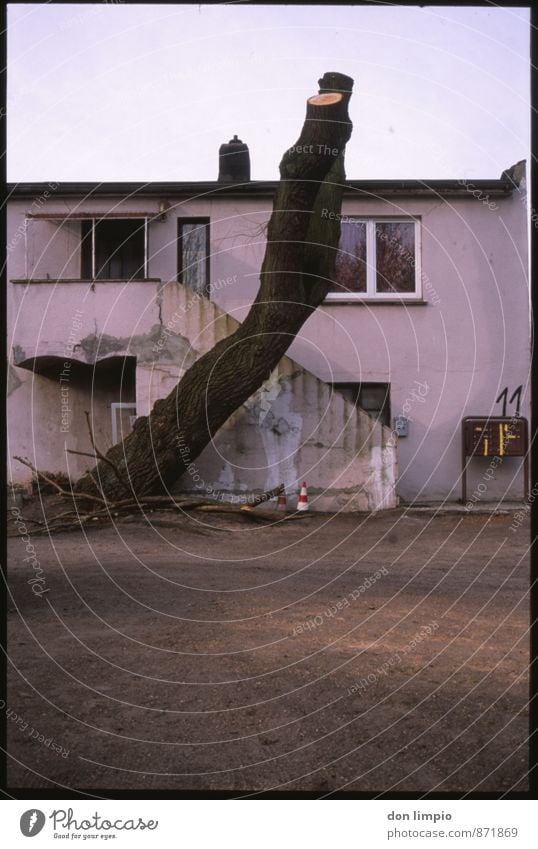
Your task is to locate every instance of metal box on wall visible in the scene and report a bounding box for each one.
[461,416,528,502]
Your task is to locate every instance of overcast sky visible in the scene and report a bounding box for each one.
[7,3,530,182]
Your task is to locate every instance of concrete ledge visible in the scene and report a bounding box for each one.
[405,501,525,514]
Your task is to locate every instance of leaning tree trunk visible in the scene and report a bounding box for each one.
[76,71,354,500]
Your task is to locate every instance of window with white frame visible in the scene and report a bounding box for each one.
[325,218,421,300]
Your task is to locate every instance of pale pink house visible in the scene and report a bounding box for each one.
[6,145,529,509]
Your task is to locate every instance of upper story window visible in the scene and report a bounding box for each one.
[325,218,421,301]
[81,218,147,280]
[178,218,210,297]
[17,214,150,281]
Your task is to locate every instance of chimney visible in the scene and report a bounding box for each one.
[218,134,251,182]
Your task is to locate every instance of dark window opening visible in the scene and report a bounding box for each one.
[93,355,137,402]
[333,382,391,428]
[81,219,146,280]
[178,218,210,297]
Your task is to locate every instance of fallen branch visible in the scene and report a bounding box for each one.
[14,457,107,506]
[248,484,285,507]
[10,463,294,535]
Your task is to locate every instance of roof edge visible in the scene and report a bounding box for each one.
[5,177,515,199]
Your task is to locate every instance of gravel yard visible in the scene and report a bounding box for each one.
[7,506,529,794]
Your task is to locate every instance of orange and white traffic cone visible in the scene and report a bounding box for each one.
[297,481,309,511]
[277,492,287,512]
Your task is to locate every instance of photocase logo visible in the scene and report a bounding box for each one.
[20,809,46,837]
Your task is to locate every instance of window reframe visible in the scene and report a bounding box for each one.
[324,216,422,302]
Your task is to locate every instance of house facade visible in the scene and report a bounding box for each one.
[6,149,529,509]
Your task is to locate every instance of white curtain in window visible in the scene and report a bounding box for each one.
[182,223,207,295]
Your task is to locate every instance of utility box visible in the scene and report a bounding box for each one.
[393,416,409,437]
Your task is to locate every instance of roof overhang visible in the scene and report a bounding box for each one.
[6,178,515,201]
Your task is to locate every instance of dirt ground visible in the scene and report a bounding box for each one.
[6,504,529,794]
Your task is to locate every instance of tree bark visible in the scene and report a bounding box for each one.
[76,72,354,500]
